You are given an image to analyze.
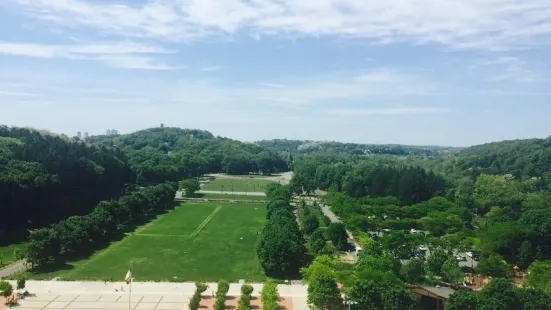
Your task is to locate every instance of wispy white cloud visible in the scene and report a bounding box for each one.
[485,57,538,83]
[328,107,450,116]
[259,82,285,88]
[0,41,176,69]
[200,66,224,72]
[6,0,551,50]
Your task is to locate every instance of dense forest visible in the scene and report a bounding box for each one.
[0,126,288,243]
[0,126,133,243]
[90,127,289,183]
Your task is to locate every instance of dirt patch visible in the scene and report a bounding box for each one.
[0,296,6,310]
[199,295,294,310]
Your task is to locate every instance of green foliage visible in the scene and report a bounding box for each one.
[0,126,133,243]
[477,254,512,278]
[189,282,208,310]
[401,258,426,284]
[258,190,306,278]
[446,278,551,310]
[445,291,479,310]
[309,229,330,256]
[348,268,415,310]
[441,258,464,284]
[356,252,401,277]
[16,276,26,290]
[0,281,13,297]
[179,179,200,197]
[478,278,522,310]
[524,260,551,294]
[327,223,348,250]
[214,280,230,310]
[261,278,279,310]
[238,284,253,310]
[307,272,343,310]
[420,212,463,236]
[426,248,450,275]
[301,256,337,283]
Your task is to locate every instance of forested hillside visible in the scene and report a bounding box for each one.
[0,126,288,244]
[256,139,461,156]
[89,127,289,183]
[0,126,133,243]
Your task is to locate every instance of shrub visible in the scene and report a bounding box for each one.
[0,281,13,297]
[16,276,26,290]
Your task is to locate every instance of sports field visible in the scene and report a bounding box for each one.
[203,177,277,192]
[37,202,267,282]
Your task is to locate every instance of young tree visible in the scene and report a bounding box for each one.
[327,223,348,250]
[16,276,26,290]
[303,214,320,235]
[214,280,230,310]
[179,179,200,197]
[307,272,343,310]
[261,278,279,310]
[426,248,449,275]
[401,258,426,284]
[441,258,464,284]
[189,281,208,310]
[238,284,254,310]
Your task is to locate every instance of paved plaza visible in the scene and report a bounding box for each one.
[4,281,308,310]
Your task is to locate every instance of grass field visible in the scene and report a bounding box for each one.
[203,177,277,192]
[198,193,267,201]
[29,202,267,282]
[0,243,25,267]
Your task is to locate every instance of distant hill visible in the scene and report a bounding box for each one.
[255,139,462,157]
[453,137,551,177]
[87,127,289,183]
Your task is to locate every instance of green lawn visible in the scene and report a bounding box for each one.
[29,202,267,282]
[0,243,25,267]
[203,177,276,192]
[198,193,267,201]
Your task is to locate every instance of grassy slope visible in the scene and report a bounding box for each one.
[29,202,267,282]
[0,244,24,267]
[203,177,276,192]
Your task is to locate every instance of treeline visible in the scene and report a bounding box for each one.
[291,157,446,205]
[88,127,289,184]
[453,137,551,178]
[27,183,177,267]
[0,126,133,242]
[256,139,460,156]
[257,184,306,278]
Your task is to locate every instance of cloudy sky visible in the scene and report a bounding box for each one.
[1,0,551,146]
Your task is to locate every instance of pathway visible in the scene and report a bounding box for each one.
[0,260,27,279]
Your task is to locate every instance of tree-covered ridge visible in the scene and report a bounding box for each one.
[452,137,551,178]
[0,126,134,242]
[256,139,461,156]
[88,127,289,183]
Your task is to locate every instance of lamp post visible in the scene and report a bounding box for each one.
[345,300,358,310]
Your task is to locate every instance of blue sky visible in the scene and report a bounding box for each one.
[1,0,550,146]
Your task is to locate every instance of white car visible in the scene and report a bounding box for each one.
[466,251,473,257]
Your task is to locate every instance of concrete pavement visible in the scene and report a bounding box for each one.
[5,281,309,310]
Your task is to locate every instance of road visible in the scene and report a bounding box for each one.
[0,259,27,279]
[176,190,266,198]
